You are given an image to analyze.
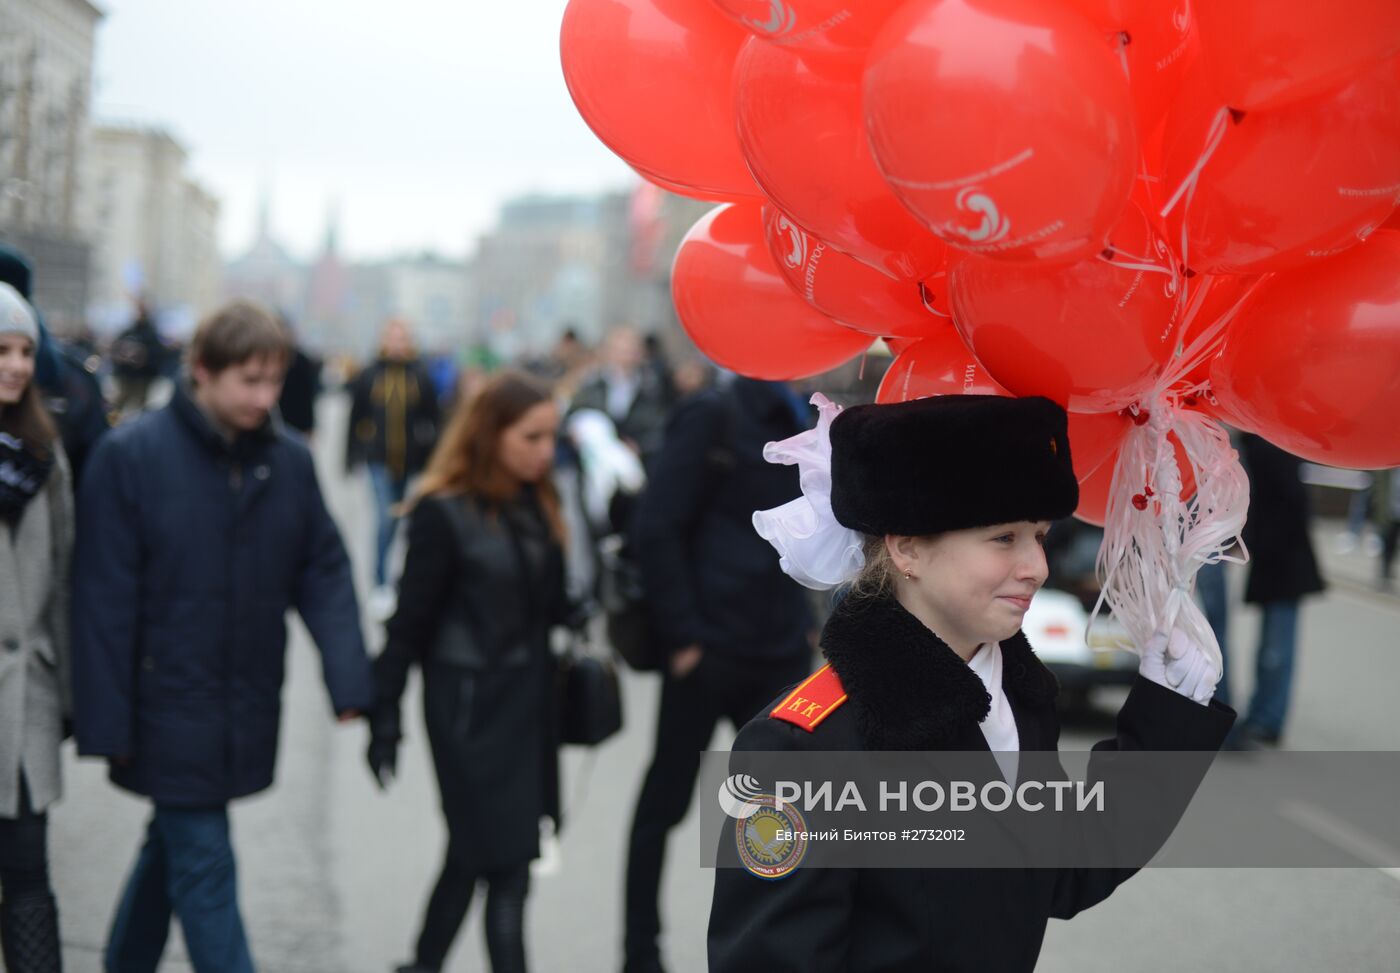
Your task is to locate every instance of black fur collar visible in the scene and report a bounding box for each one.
[821,593,1060,750]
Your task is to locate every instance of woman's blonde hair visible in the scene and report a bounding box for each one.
[405,369,565,543]
[847,534,898,601]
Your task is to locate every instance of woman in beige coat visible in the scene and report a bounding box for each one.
[0,282,73,972]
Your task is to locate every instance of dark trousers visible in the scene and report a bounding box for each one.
[0,779,50,901]
[105,806,254,973]
[623,650,810,967]
[413,855,529,972]
[368,463,410,586]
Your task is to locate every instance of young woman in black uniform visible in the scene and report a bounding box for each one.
[709,393,1236,972]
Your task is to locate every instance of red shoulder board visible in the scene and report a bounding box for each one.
[770,664,848,732]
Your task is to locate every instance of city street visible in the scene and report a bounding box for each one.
[49,394,1400,972]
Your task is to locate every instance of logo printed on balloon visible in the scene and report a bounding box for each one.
[1157,3,1195,72]
[1153,238,1180,299]
[943,187,1011,244]
[777,215,808,269]
[745,0,798,35]
[1172,3,1191,34]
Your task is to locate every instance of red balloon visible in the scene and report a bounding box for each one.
[762,207,947,338]
[632,165,748,204]
[1385,207,1400,231]
[710,0,908,54]
[561,0,759,200]
[1195,0,1400,111]
[864,0,1138,264]
[1067,411,1133,483]
[1174,273,1263,388]
[883,336,920,358]
[1161,57,1400,275]
[875,330,1007,403]
[1074,459,1116,527]
[1074,430,1195,526]
[1056,0,1200,133]
[1209,230,1400,468]
[949,201,1180,412]
[672,204,873,379]
[734,38,947,278]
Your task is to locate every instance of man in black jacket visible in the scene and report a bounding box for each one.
[621,376,814,973]
[72,300,372,973]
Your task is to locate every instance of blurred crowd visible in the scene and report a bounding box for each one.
[0,234,1380,973]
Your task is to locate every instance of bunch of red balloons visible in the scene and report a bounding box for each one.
[561,0,1400,522]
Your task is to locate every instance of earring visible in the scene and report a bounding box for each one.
[903,569,914,581]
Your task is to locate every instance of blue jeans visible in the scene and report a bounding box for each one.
[1239,600,1300,738]
[105,806,254,973]
[368,463,409,586]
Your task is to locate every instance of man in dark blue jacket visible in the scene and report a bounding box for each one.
[622,376,814,973]
[72,299,372,973]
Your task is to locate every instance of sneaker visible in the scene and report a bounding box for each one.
[368,585,397,622]
[1334,532,1358,555]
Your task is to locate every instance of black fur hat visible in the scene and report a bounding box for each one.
[829,395,1079,536]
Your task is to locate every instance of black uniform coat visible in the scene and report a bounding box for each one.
[373,488,567,870]
[708,593,1236,972]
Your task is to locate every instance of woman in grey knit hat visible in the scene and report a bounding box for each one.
[0,280,73,973]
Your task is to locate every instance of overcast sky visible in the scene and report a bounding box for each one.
[91,0,637,262]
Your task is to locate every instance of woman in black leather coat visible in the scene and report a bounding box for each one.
[369,370,569,973]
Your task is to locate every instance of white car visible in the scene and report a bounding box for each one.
[1021,588,1140,709]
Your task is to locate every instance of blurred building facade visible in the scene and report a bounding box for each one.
[469,187,708,362]
[87,124,221,336]
[0,0,102,333]
[223,190,306,321]
[218,183,707,361]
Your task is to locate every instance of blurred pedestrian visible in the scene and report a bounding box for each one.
[1221,434,1326,749]
[707,394,1234,971]
[570,326,670,469]
[346,317,441,614]
[276,316,322,443]
[669,357,714,401]
[622,376,815,973]
[0,244,110,483]
[72,300,373,973]
[109,301,164,416]
[0,282,73,973]
[1376,468,1400,592]
[368,370,571,973]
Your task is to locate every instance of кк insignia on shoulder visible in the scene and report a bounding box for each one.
[770,664,847,732]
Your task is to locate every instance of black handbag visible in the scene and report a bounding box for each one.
[557,635,623,747]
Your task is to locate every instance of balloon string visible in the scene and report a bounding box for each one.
[1091,399,1250,676]
[1159,106,1230,220]
[1155,273,1273,394]
[1097,244,1177,280]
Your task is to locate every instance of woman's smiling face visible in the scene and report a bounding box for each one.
[889,520,1052,656]
[0,334,35,405]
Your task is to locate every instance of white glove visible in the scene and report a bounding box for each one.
[1138,627,1220,705]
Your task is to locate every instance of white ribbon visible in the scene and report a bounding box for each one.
[752,393,866,591]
